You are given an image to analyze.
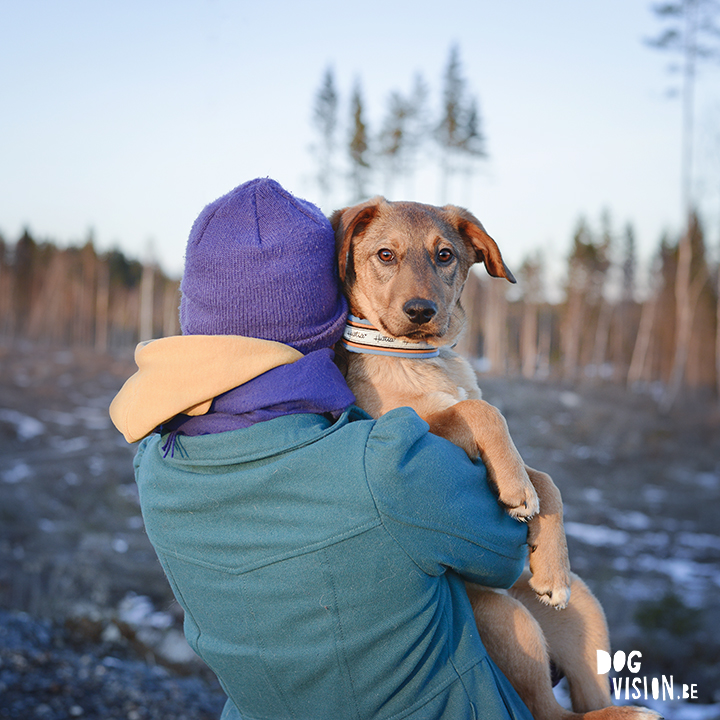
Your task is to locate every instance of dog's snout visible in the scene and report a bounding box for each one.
[403,299,438,325]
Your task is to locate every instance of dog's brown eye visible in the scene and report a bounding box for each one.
[437,248,454,263]
[377,249,395,263]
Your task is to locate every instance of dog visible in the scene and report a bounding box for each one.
[331,197,659,720]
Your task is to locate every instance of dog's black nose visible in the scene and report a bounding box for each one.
[403,299,437,325]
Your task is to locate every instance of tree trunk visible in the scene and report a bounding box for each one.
[163,280,180,338]
[484,279,507,374]
[590,298,613,380]
[95,260,110,353]
[536,309,552,379]
[561,291,583,381]
[628,292,658,387]
[662,256,708,408]
[139,263,155,342]
[662,3,698,410]
[520,301,538,379]
[716,262,720,406]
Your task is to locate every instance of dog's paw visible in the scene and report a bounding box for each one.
[528,572,571,608]
[527,547,572,608]
[498,474,540,521]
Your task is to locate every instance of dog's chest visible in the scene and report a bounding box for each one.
[345,349,482,419]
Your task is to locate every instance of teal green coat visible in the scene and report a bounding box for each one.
[134,406,532,720]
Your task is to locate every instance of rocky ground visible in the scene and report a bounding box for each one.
[0,340,719,719]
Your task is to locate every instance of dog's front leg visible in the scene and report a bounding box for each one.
[524,468,571,607]
[423,399,539,520]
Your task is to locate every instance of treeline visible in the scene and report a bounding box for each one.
[0,230,179,351]
[311,45,485,206]
[458,210,720,403]
[1,213,718,404]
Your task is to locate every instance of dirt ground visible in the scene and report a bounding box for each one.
[1,341,719,716]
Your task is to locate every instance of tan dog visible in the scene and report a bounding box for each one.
[331,198,658,720]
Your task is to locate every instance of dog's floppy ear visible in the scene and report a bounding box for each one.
[330,198,382,283]
[442,205,516,284]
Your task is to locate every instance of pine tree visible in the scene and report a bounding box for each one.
[378,90,408,197]
[348,80,370,202]
[311,66,339,208]
[403,73,430,196]
[436,45,487,202]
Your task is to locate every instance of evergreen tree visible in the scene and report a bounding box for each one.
[14,229,38,330]
[348,80,370,202]
[311,66,339,207]
[404,73,430,196]
[435,45,488,201]
[378,90,408,197]
[377,74,431,198]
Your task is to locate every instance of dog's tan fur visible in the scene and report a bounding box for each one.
[331,197,659,720]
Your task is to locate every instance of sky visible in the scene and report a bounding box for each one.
[2,0,719,288]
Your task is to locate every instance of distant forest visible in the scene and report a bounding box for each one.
[0,230,179,352]
[0,209,717,409]
[456,210,719,410]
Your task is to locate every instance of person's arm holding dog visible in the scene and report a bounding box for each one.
[364,406,528,588]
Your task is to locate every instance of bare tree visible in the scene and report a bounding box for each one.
[95,257,110,352]
[163,279,180,339]
[611,223,638,380]
[0,235,11,338]
[628,250,663,387]
[589,212,615,380]
[561,220,590,380]
[518,253,545,379]
[716,258,720,403]
[139,260,155,342]
[646,0,720,408]
[484,278,508,374]
[74,238,97,346]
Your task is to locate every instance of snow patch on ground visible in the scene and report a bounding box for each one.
[2,461,33,484]
[565,521,631,547]
[0,408,46,440]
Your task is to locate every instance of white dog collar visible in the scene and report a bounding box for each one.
[341,315,440,358]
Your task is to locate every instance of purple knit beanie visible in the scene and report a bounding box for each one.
[179,178,347,354]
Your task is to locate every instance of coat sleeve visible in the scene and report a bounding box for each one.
[363,407,528,589]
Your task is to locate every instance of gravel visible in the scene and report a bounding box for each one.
[0,610,226,720]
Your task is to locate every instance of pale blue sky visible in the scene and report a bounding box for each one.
[2,0,719,285]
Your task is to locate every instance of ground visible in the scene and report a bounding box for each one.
[0,341,718,719]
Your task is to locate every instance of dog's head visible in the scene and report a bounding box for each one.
[330,197,515,345]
